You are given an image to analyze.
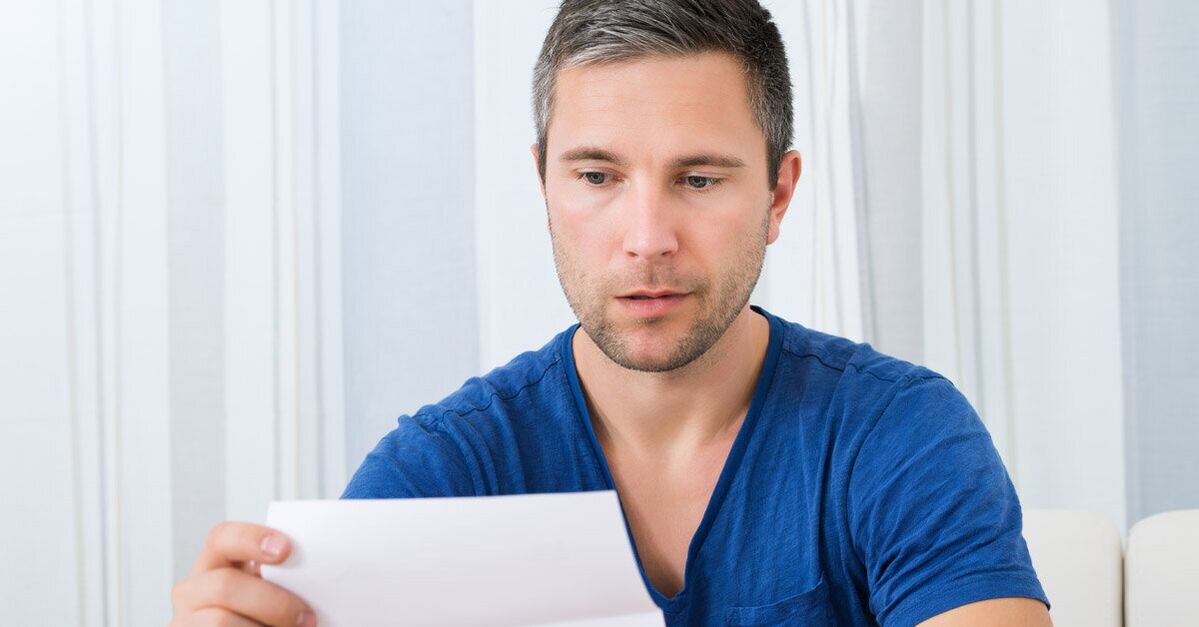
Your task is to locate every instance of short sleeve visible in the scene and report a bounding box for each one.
[341,413,476,499]
[848,376,1049,627]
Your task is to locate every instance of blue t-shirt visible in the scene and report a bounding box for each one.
[342,306,1049,626]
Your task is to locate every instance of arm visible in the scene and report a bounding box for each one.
[848,375,1051,626]
[917,597,1052,626]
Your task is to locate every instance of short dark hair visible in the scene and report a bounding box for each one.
[532,0,794,187]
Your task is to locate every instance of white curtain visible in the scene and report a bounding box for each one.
[912,0,1127,530]
[1,1,350,624]
[1107,0,1199,527]
[2,1,1196,625]
[849,0,1198,536]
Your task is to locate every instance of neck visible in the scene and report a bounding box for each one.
[572,306,771,459]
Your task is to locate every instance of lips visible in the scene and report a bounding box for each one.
[615,290,691,317]
[618,290,687,299]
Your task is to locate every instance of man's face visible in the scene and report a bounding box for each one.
[537,51,793,372]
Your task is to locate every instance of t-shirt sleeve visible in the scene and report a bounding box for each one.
[848,375,1049,627]
[341,413,476,499]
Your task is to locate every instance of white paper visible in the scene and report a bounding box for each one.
[261,490,663,626]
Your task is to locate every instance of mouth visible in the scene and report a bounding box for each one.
[615,290,691,317]
[618,290,688,300]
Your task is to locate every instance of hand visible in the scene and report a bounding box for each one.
[170,521,316,626]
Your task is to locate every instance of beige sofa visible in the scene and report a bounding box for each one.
[1022,509,1199,626]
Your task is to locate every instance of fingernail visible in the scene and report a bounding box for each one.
[297,609,316,626]
[260,534,286,558]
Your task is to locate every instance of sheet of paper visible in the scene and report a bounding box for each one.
[261,490,663,626]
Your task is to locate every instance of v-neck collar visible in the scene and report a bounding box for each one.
[561,305,785,612]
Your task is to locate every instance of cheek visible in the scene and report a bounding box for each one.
[550,203,615,242]
[548,194,620,251]
[692,205,767,249]
[549,208,606,276]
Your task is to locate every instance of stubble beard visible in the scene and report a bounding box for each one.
[550,216,769,373]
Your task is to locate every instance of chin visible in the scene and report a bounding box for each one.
[612,353,684,373]
[609,332,692,372]
[619,321,685,347]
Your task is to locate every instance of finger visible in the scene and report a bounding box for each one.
[241,559,260,577]
[194,522,291,575]
[182,568,314,627]
[182,606,260,627]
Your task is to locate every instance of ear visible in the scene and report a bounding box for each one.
[530,142,547,197]
[766,150,802,245]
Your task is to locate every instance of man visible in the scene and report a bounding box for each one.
[171,1,1052,625]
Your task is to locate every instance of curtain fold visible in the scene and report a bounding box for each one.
[1110,0,1199,527]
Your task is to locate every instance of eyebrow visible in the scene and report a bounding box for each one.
[559,146,746,169]
[673,153,746,168]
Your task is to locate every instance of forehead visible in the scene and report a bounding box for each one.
[546,51,766,164]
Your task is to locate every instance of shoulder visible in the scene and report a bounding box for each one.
[776,314,937,382]
[758,310,983,486]
[342,327,579,498]
[404,326,584,477]
[767,311,950,413]
[413,327,574,427]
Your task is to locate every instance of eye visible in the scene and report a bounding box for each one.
[579,171,609,185]
[683,175,721,190]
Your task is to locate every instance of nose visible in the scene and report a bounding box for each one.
[621,182,679,260]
